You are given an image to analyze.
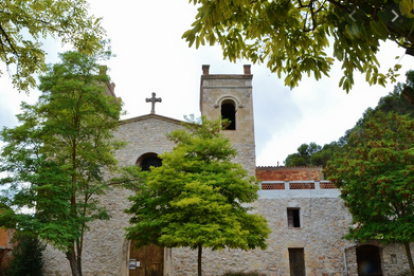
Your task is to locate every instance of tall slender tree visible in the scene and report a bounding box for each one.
[0,51,140,276]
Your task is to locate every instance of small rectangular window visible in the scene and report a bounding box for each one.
[289,248,306,276]
[287,208,300,228]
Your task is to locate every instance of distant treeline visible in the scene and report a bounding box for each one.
[284,70,414,167]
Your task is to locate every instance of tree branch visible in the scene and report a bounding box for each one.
[107,178,141,187]
[0,23,19,57]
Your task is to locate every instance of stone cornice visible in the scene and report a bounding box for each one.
[119,113,184,126]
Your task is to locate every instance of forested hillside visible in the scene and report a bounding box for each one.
[284,71,414,167]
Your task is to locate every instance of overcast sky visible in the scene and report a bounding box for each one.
[0,0,413,166]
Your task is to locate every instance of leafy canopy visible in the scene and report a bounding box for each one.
[0,0,106,92]
[126,118,270,276]
[0,51,140,276]
[324,111,414,243]
[324,110,414,274]
[284,134,350,167]
[183,0,414,92]
[284,142,321,166]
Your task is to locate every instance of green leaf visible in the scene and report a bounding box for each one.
[400,0,413,16]
[183,0,414,92]
[0,0,107,92]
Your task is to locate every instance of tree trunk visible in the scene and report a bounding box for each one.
[198,244,202,276]
[76,240,83,276]
[66,250,82,276]
[404,242,414,276]
[77,253,82,276]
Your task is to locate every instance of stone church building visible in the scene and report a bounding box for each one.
[43,65,412,276]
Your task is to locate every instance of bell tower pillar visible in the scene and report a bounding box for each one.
[199,64,256,175]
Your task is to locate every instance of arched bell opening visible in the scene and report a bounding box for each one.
[221,100,236,130]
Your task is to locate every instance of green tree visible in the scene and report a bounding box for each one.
[183,0,413,93]
[324,111,414,276]
[370,70,414,117]
[284,142,321,166]
[284,140,347,168]
[0,0,106,92]
[310,141,343,167]
[125,118,270,276]
[0,51,140,276]
[352,70,414,130]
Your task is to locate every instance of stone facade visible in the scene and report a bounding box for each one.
[169,171,414,276]
[172,196,353,276]
[42,115,183,276]
[200,64,256,176]
[42,65,414,276]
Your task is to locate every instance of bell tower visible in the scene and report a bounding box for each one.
[200,64,256,175]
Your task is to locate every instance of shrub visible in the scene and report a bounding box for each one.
[5,236,45,276]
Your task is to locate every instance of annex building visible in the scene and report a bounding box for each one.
[43,65,412,276]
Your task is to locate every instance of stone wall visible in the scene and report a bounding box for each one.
[171,195,414,276]
[41,65,414,276]
[232,144,256,177]
[42,187,133,276]
[200,66,256,177]
[172,197,354,276]
[42,115,184,276]
[343,241,414,276]
[41,112,259,276]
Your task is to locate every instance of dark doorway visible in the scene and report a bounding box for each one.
[356,245,382,276]
[129,242,164,276]
[221,101,236,130]
[289,248,306,276]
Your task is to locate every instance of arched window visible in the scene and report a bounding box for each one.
[136,153,162,172]
[356,245,382,276]
[221,100,236,130]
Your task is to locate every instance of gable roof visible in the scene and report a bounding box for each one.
[119,113,184,126]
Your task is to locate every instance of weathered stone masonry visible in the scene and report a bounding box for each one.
[42,65,414,276]
[42,115,183,276]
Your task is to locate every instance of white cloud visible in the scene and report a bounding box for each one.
[0,0,413,168]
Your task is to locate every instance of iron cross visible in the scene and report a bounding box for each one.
[145,92,162,114]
